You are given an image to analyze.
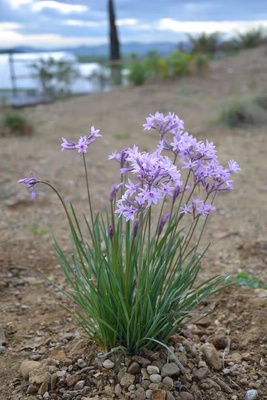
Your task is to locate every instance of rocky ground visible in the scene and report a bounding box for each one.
[0,46,267,400]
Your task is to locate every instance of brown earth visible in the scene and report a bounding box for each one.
[0,46,267,400]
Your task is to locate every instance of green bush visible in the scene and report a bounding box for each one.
[1,111,34,136]
[128,60,149,85]
[187,32,222,55]
[236,27,266,49]
[219,96,267,127]
[167,51,193,77]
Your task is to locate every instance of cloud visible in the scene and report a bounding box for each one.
[157,18,267,34]
[31,1,88,14]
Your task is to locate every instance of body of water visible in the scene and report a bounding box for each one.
[0,52,128,106]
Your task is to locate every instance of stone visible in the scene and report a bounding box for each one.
[150,374,162,383]
[180,392,194,400]
[161,363,180,378]
[120,372,135,386]
[66,374,80,387]
[38,380,48,395]
[20,360,42,380]
[128,361,141,375]
[0,346,6,353]
[244,390,258,400]
[193,367,209,380]
[135,387,146,400]
[103,359,115,369]
[77,358,87,368]
[50,373,58,390]
[201,343,222,371]
[104,385,114,396]
[162,377,173,390]
[74,380,85,390]
[117,366,127,381]
[214,377,233,393]
[29,366,49,385]
[147,365,160,375]
[166,391,175,400]
[114,383,122,397]
[151,389,166,400]
[26,384,39,394]
[146,389,153,399]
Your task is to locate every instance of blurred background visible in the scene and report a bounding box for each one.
[0,0,266,106]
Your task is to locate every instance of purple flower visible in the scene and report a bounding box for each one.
[18,172,40,199]
[61,126,101,153]
[109,182,124,202]
[77,136,88,153]
[228,160,241,173]
[197,202,216,216]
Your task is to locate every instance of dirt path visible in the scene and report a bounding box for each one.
[0,46,267,399]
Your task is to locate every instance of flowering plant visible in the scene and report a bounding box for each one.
[19,112,240,355]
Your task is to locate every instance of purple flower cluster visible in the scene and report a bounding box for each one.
[61,126,101,153]
[113,147,183,221]
[18,172,40,199]
[111,112,240,222]
[144,112,240,195]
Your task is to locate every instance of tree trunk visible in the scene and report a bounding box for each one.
[108,0,120,61]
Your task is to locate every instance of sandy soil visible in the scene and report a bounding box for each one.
[0,46,267,399]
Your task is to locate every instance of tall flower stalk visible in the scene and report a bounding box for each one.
[18,112,240,355]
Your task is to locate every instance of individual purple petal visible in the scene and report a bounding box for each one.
[90,125,102,137]
[61,137,77,151]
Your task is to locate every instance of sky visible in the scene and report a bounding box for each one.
[0,0,267,49]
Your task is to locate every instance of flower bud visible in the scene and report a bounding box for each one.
[109,224,114,239]
[157,212,171,235]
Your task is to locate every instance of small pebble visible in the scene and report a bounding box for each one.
[147,365,160,375]
[0,346,6,353]
[150,373,162,383]
[103,359,115,369]
[244,390,258,400]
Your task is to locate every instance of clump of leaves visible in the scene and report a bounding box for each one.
[1,111,34,136]
[128,60,148,85]
[187,32,222,55]
[218,96,266,128]
[235,270,267,289]
[236,27,266,49]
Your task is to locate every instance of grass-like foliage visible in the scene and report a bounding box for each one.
[18,112,240,355]
[1,111,34,136]
[187,32,222,55]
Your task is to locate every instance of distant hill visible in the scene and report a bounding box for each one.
[0,42,179,57]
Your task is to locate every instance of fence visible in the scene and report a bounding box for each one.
[0,52,128,108]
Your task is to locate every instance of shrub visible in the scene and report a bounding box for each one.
[187,32,222,55]
[219,96,267,127]
[1,111,34,136]
[167,51,193,77]
[236,27,266,49]
[128,60,148,85]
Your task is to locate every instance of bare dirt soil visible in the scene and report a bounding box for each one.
[0,46,267,400]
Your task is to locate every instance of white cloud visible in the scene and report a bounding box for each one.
[31,1,88,14]
[116,19,138,26]
[157,19,267,34]
[65,19,106,27]
[9,0,34,8]
[0,29,107,49]
[0,22,22,30]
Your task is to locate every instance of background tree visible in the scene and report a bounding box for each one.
[108,0,120,61]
